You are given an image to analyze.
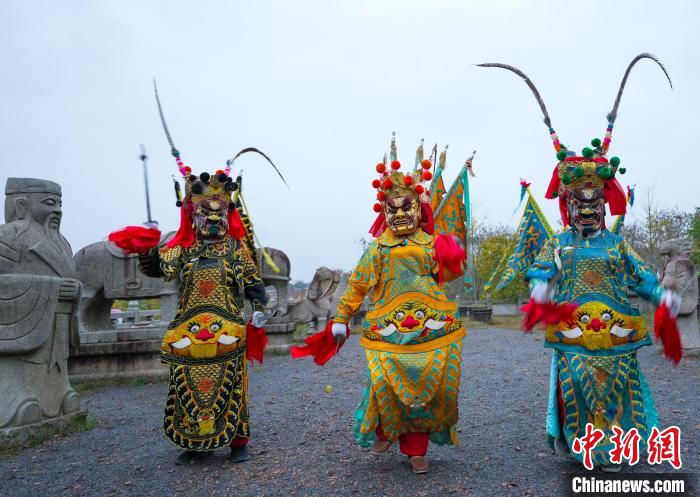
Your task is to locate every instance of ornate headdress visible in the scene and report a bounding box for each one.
[368,133,435,237]
[154,81,287,249]
[478,54,672,226]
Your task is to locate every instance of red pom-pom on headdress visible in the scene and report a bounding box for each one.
[372,179,381,188]
[376,163,386,174]
[373,203,382,212]
[403,175,413,186]
[391,160,401,170]
[415,184,424,194]
[422,171,433,181]
[377,191,386,201]
[382,178,393,189]
[421,159,432,170]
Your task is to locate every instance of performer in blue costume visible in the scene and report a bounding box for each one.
[480,54,683,472]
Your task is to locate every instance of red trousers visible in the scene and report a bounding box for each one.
[230,436,249,447]
[376,426,429,456]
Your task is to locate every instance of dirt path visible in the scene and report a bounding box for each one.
[1,327,697,497]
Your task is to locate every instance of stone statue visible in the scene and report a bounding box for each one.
[74,232,179,332]
[659,237,699,354]
[287,266,340,330]
[0,178,83,442]
[256,247,291,316]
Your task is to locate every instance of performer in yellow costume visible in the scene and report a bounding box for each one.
[292,137,468,474]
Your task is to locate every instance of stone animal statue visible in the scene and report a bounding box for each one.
[256,247,291,316]
[73,232,179,332]
[287,266,341,330]
[0,178,83,436]
[75,239,291,331]
[659,237,699,354]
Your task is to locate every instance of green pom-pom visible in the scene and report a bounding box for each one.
[619,167,626,174]
[610,156,620,167]
[591,138,601,148]
[573,165,584,177]
[582,147,594,159]
[551,191,559,198]
[562,173,572,185]
[556,150,567,161]
[598,167,610,179]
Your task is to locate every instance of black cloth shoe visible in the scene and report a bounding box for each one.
[175,450,212,465]
[229,445,251,463]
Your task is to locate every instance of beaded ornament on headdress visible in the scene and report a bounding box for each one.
[370,132,433,213]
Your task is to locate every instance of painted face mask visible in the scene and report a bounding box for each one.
[193,196,230,239]
[385,194,420,237]
[568,186,605,236]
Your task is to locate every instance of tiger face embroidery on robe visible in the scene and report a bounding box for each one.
[546,300,647,350]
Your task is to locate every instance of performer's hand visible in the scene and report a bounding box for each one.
[660,289,681,318]
[529,279,550,304]
[331,322,348,344]
[252,311,267,328]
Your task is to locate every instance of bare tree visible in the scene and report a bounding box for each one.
[621,188,694,274]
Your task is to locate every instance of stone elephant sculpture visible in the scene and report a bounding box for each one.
[73,232,179,332]
[75,237,292,331]
[287,267,341,330]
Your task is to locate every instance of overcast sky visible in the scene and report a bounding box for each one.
[1,0,698,280]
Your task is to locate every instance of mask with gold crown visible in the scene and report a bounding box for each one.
[480,54,672,238]
[154,82,287,251]
[368,133,435,238]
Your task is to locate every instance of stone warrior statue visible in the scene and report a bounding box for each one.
[660,237,699,354]
[292,136,468,474]
[0,178,82,440]
[109,83,287,464]
[480,54,682,472]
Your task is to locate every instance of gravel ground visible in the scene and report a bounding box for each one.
[1,327,697,497]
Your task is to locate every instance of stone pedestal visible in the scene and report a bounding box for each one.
[264,316,298,355]
[0,409,87,449]
[69,326,168,382]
